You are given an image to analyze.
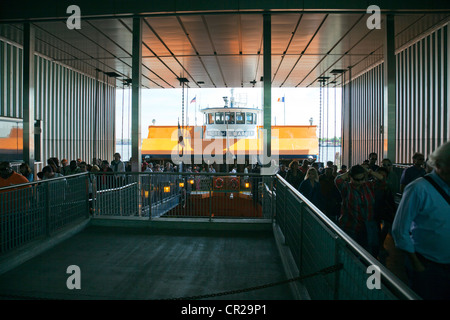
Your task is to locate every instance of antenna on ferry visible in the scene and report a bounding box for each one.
[223,96,229,108]
[230,88,234,108]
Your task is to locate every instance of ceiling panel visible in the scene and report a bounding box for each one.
[0,12,448,89]
[178,15,215,55]
[217,56,242,87]
[241,55,261,85]
[87,19,133,58]
[240,14,263,55]
[142,20,172,57]
[203,15,241,55]
[271,14,303,55]
[145,16,196,57]
[284,13,328,55]
[281,54,328,87]
[194,55,226,87]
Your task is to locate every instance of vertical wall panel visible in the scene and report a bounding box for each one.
[0,38,116,165]
[342,63,384,166]
[342,23,448,166]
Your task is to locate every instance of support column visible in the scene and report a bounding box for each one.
[131,17,142,172]
[23,23,35,171]
[347,66,352,166]
[262,13,272,167]
[383,14,396,161]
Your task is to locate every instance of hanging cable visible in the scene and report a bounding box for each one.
[121,83,125,156]
[128,82,131,161]
[182,81,185,129]
[326,80,329,163]
[186,85,189,127]
[334,77,337,163]
[93,68,100,163]
[102,72,106,158]
[318,81,322,163]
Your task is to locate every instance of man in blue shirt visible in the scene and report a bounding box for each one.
[399,152,426,193]
[392,142,450,300]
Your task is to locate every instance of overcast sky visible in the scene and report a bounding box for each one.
[115,87,341,141]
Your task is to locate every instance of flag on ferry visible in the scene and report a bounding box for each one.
[190,96,196,104]
[277,97,285,102]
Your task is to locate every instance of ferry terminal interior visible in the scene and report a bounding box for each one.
[0,0,449,304]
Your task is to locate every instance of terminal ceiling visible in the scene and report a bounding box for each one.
[0,4,449,90]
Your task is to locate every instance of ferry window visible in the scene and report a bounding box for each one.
[246,112,254,124]
[236,112,245,124]
[215,112,224,124]
[207,113,214,124]
[253,113,257,124]
[0,119,23,161]
[225,112,235,124]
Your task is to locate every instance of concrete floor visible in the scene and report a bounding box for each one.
[0,225,294,300]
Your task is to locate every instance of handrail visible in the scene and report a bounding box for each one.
[95,181,138,194]
[275,173,420,300]
[91,171,265,177]
[0,172,89,192]
[0,171,264,192]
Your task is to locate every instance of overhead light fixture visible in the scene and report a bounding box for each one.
[330,69,346,74]
[104,71,121,78]
[177,77,189,85]
[318,76,329,85]
[197,81,205,85]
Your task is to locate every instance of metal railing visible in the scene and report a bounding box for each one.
[1,169,419,299]
[274,174,420,300]
[0,173,89,254]
[91,172,275,220]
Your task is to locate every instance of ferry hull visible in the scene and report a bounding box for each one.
[141,125,318,162]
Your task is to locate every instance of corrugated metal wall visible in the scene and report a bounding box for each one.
[342,23,449,166]
[0,38,116,164]
[396,24,449,163]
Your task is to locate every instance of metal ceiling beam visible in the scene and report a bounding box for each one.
[2,0,449,23]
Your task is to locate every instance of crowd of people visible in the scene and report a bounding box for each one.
[278,142,449,300]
